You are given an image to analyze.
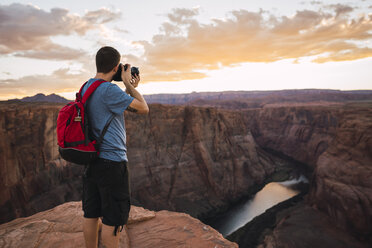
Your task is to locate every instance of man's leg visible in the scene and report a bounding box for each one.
[83,217,99,248]
[82,161,102,248]
[99,160,131,248]
[101,224,121,248]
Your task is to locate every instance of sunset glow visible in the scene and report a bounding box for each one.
[0,0,371,100]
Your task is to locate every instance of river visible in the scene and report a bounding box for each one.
[208,175,309,236]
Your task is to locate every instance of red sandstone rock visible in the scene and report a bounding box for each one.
[0,201,237,248]
[0,103,83,223]
[0,103,286,223]
[307,102,372,240]
[1,100,371,243]
[244,102,372,240]
[257,202,369,248]
[125,105,285,219]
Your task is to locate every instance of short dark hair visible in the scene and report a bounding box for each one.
[95,46,121,73]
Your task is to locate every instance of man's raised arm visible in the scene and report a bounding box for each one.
[121,64,149,114]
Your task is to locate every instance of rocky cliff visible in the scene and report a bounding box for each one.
[0,103,83,223]
[256,202,369,248]
[125,104,297,219]
[0,102,295,224]
[1,99,371,243]
[307,102,372,240]
[128,100,372,240]
[226,192,370,248]
[0,201,237,247]
[243,101,372,241]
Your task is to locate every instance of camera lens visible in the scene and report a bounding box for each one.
[112,63,140,81]
[131,67,139,77]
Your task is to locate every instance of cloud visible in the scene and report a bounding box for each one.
[122,6,372,82]
[326,4,354,17]
[0,3,121,60]
[167,7,199,24]
[1,4,372,98]
[0,50,98,99]
[14,45,87,60]
[83,8,121,24]
[309,1,322,5]
[0,68,91,99]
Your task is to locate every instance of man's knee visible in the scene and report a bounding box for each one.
[101,223,121,248]
[84,217,100,225]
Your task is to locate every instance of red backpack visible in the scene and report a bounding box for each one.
[57,80,114,165]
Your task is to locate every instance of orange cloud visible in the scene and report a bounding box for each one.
[1,4,372,99]
[0,68,90,99]
[125,6,372,82]
[0,3,122,99]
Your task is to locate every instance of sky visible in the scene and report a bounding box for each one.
[0,0,371,100]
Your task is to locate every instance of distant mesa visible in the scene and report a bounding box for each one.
[8,93,70,103]
[144,89,372,107]
[4,89,372,106]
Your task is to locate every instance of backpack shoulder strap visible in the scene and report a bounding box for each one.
[96,114,116,149]
[80,79,107,104]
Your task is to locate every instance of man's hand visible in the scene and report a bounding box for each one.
[130,74,140,88]
[121,64,132,86]
[122,65,149,115]
[125,74,140,95]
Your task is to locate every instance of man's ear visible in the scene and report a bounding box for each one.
[113,64,119,73]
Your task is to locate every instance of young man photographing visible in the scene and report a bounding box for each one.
[81,46,149,248]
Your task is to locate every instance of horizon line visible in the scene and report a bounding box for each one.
[3,88,372,101]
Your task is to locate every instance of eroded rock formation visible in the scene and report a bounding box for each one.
[244,102,372,241]
[1,99,371,243]
[307,102,372,240]
[257,202,369,248]
[0,103,83,223]
[0,201,237,248]
[125,105,294,219]
[0,102,293,224]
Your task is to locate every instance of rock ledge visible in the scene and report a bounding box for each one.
[0,201,237,248]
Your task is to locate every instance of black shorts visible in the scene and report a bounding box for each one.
[82,158,131,227]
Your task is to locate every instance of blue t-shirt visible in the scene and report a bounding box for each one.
[81,78,134,162]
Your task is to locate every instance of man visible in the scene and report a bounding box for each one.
[81,46,149,248]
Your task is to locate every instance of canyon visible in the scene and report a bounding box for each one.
[0,93,371,246]
[245,101,372,242]
[0,102,294,223]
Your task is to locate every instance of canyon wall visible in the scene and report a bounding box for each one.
[247,104,339,169]
[243,102,372,241]
[227,193,369,248]
[125,104,296,219]
[0,103,83,223]
[307,102,372,240]
[1,100,371,242]
[0,102,292,224]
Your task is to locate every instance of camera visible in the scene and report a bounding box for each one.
[112,63,139,81]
